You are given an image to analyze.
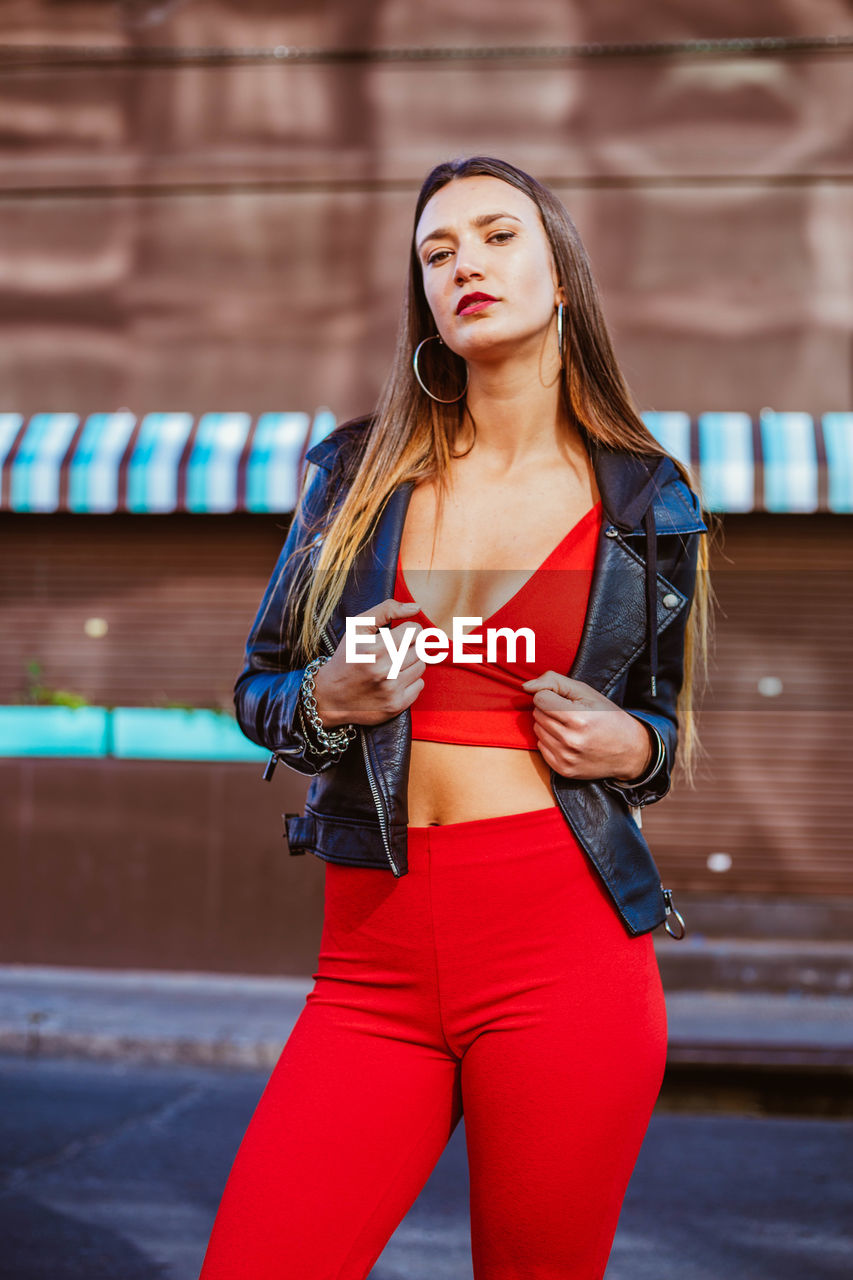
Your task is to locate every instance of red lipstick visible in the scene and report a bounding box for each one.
[456,292,499,316]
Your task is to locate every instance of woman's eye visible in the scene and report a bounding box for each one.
[425,231,514,266]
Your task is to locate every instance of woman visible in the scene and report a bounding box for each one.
[200,156,709,1280]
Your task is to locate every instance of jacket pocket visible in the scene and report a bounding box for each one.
[283,812,314,855]
[283,805,391,868]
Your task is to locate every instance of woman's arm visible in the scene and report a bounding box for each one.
[601,526,702,807]
[233,461,342,776]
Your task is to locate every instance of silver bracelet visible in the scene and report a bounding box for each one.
[299,655,357,756]
[614,724,666,788]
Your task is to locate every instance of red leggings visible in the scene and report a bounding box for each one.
[198,805,668,1279]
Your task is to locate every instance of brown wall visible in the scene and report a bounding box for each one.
[0,512,285,709]
[0,756,321,973]
[0,3,851,420]
[644,513,853,897]
[1,510,851,973]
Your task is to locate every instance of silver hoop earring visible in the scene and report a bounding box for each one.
[556,301,565,368]
[412,336,468,404]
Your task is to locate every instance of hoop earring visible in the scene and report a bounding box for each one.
[412,336,468,404]
[556,301,565,369]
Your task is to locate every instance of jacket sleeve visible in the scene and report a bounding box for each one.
[232,459,342,776]
[601,523,702,808]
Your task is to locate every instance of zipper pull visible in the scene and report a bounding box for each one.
[262,751,279,781]
[631,804,642,829]
[662,886,686,939]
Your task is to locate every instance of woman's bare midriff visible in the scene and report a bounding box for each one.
[396,432,599,828]
[407,739,556,826]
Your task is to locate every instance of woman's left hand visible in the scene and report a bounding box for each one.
[521,671,653,782]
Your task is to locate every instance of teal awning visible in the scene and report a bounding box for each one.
[1,408,850,514]
[0,409,335,514]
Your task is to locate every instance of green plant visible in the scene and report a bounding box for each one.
[23,660,91,708]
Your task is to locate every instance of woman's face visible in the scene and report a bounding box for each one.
[414,174,564,363]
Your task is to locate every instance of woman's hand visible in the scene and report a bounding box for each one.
[311,599,427,728]
[521,671,654,782]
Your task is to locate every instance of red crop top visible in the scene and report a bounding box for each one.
[393,500,602,749]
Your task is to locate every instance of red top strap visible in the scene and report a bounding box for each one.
[393,501,602,749]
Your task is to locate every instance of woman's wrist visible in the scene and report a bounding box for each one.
[611,717,657,785]
[299,657,356,756]
[310,659,347,729]
[611,720,665,787]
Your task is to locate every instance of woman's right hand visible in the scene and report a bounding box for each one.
[311,599,427,728]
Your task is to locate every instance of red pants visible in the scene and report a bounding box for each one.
[199,805,667,1279]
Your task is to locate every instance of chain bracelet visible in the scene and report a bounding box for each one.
[299,655,357,756]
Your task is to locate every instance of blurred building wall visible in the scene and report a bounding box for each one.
[0,2,851,420]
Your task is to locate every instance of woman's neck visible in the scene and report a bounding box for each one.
[457,360,579,473]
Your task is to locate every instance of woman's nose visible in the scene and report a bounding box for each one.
[454,244,485,284]
[455,261,484,285]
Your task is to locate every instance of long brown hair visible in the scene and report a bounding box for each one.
[288,156,712,785]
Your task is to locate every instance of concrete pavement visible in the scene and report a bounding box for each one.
[3,1054,851,1280]
[1,952,851,1072]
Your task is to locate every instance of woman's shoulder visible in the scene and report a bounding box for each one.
[593,439,706,535]
[654,456,706,534]
[304,413,376,474]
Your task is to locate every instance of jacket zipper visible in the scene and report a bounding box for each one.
[360,731,401,877]
[661,886,687,939]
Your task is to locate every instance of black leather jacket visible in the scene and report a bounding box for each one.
[234,416,707,939]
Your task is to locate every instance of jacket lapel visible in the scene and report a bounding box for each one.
[328,482,414,642]
[570,442,697,695]
[568,532,676,695]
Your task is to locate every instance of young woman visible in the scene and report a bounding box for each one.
[199,156,709,1280]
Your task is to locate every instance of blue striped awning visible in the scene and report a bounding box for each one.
[0,408,850,514]
[642,410,852,514]
[0,409,335,514]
